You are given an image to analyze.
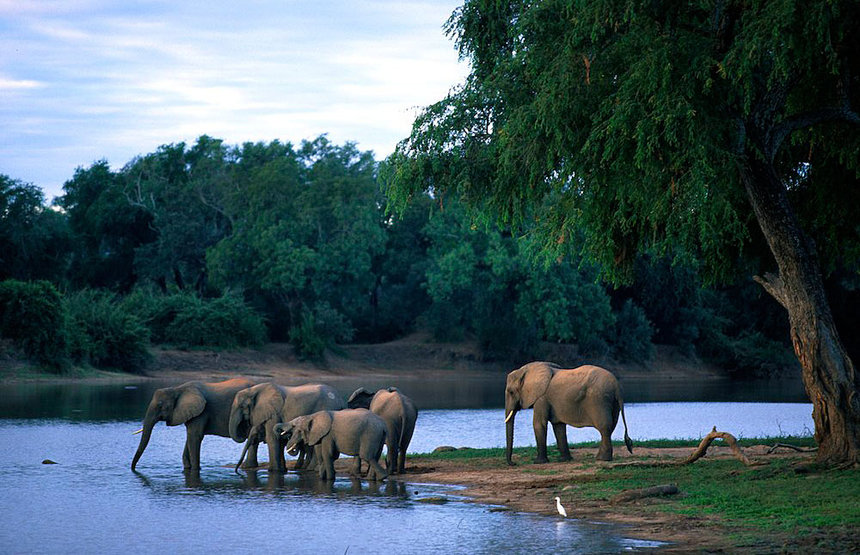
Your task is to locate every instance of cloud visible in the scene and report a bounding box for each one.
[0,0,468,199]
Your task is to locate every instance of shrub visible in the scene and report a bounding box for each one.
[64,289,150,372]
[289,311,327,359]
[122,288,267,348]
[0,280,68,371]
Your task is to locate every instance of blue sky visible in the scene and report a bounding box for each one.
[1,0,468,200]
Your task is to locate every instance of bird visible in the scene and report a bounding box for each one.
[554,496,567,518]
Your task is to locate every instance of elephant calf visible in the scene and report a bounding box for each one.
[348,387,417,474]
[280,409,387,481]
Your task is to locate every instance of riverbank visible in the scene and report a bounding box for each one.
[1,332,733,386]
[398,441,858,553]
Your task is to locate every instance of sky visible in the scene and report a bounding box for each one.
[0,0,469,201]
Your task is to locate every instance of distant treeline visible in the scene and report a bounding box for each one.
[0,135,807,374]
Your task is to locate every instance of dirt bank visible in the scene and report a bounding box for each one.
[1,333,731,386]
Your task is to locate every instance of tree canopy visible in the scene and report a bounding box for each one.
[385,0,860,464]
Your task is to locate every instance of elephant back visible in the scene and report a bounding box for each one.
[282,383,346,421]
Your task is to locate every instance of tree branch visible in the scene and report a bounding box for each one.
[768,106,860,161]
[753,272,788,309]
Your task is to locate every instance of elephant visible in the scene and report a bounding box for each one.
[347,387,417,474]
[131,377,258,471]
[228,382,346,472]
[504,362,632,465]
[280,408,387,481]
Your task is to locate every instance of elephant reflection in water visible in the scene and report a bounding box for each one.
[504,362,633,464]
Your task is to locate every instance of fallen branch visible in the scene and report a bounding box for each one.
[611,484,679,503]
[681,427,763,466]
[767,443,818,454]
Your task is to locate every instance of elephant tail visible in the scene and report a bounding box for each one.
[620,399,633,454]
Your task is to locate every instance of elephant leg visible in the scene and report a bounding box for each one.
[351,457,362,477]
[186,435,203,470]
[597,430,614,461]
[552,422,572,462]
[366,457,387,482]
[265,425,285,472]
[182,442,191,470]
[533,414,549,464]
[387,444,398,475]
[320,459,335,481]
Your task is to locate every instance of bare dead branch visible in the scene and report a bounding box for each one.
[681,426,763,466]
[767,443,818,454]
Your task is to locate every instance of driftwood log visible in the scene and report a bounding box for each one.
[611,484,679,503]
[681,426,762,466]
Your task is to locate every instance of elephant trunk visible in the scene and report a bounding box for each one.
[229,409,248,444]
[505,409,516,465]
[131,411,158,471]
[235,437,252,474]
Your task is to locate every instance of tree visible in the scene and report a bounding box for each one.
[59,162,154,290]
[207,136,385,352]
[386,1,860,464]
[122,137,232,292]
[0,175,70,283]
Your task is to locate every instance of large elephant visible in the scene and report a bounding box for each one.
[131,377,257,471]
[228,382,346,472]
[504,362,632,464]
[281,408,387,481]
[347,387,417,474]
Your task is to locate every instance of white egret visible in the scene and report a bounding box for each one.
[554,496,567,517]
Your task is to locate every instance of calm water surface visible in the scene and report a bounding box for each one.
[0,376,812,554]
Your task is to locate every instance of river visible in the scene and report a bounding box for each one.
[0,376,811,553]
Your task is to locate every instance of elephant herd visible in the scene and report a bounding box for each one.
[131,379,417,482]
[131,361,633,481]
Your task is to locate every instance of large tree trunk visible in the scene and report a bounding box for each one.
[740,157,860,466]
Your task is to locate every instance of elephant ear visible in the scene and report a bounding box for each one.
[251,384,284,424]
[306,411,333,445]
[168,386,206,426]
[347,388,374,409]
[519,362,554,408]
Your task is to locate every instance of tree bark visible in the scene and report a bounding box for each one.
[740,156,860,466]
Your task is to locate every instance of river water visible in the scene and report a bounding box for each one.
[0,376,812,554]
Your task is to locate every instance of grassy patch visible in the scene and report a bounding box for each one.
[583,457,859,534]
[412,436,858,542]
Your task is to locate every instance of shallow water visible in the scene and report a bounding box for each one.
[0,378,813,554]
[0,420,665,554]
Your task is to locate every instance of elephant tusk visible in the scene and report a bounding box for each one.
[132,428,144,435]
[504,411,514,423]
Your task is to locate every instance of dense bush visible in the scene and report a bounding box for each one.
[122,288,267,348]
[0,280,68,370]
[64,289,151,372]
[611,299,655,362]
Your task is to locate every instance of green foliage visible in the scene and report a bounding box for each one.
[289,311,327,360]
[64,290,150,372]
[611,299,655,362]
[0,280,68,370]
[121,288,267,348]
[59,161,155,291]
[0,175,70,283]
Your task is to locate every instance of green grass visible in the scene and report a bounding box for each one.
[413,436,858,544]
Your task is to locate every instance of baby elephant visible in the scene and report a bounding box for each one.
[281,409,387,482]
